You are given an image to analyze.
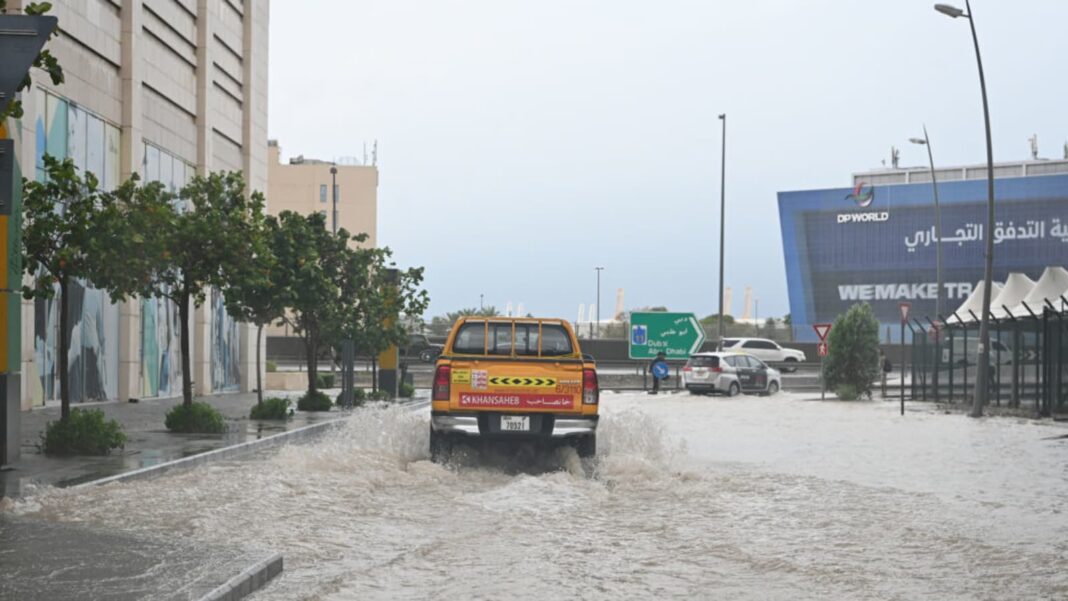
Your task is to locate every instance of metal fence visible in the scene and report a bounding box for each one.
[906,302,1068,415]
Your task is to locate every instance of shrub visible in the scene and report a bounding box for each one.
[835,384,859,401]
[334,390,365,408]
[316,373,336,389]
[353,388,367,402]
[40,409,127,456]
[165,402,227,433]
[368,390,392,401]
[265,360,278,373]
[297,390,333,411]
[823,303,881,399]
[399,383,415,398]
[250,397,291,420]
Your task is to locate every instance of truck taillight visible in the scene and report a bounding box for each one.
[433,365,451,401]
[582,368,598,405]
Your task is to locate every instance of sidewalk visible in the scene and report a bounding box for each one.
[0,389,358,601]
[1,389,344,499]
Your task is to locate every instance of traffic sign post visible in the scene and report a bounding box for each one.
[899,302,911,416]
[628,312,706,360]
[813,324,831,401]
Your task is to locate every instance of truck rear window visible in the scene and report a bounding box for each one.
[450,321,573,356]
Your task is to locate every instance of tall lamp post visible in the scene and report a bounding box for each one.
[594,267,604,339]
[909,126,944,319]
[717,113,727,351]
[936,1,996,418]
[329,165,338,235]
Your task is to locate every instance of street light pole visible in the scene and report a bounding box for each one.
[717,113,727,351]
[480,294,484,310]
[936,1,996,418]
[595,267,604,340]
[910,126,944,319]
[330,165,338,235]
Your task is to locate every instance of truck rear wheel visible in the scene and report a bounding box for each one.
[574,434,596,458]
[429,428,451,463]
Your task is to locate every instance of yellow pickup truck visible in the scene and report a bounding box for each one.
[430,317,599,461]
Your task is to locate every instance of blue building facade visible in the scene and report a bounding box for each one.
[778,168,1068,342]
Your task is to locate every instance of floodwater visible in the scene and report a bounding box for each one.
[9,392,1068,600]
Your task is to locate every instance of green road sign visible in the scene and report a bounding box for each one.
[628,312,706,360]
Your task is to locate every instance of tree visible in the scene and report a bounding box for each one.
[823,303,881,399]
[21,156,132,419]
[0,1,64,123]
[429,306,499,336]
[272,211,350,397]
[134,172,261,406]
[220,192,276,405]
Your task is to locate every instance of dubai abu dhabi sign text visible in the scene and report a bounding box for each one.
[629,312,706,360]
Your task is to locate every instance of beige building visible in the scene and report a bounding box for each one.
[267,140,378,247]
[8,0,270,411]
[266,141,379,338]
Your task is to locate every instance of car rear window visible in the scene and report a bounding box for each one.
[688,356,719,368]
[539,324,573,356]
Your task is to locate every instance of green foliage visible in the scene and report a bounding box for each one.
[316,373,336,389]
[368,390,392,401]
[22,156,139,418]
[700,313,736,326]
[165,402,227,433]
[266,360,278,372]
[128,171,265,405]
[335,390,365,408]
[835,384,859,401]
[399,383,415,398]
[39,409,126,456]
[823,303,881,399]
[250,397,291,420]
[297,390,333,412]
[0,2,64,122]
[430,306,500,333]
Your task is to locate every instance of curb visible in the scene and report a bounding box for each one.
[197,553,284,601]
[71,417,348,490]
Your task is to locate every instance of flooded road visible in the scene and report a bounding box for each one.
[10,392,1068,600]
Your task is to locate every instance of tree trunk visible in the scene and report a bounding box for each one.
[305,328,318,395]
[256,323,263,405]
[372,355,378,393]
[179,288,193,406]
[58,278,70,421]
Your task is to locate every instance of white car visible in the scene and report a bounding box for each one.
[722,338,805,371]
[683,352,782,396]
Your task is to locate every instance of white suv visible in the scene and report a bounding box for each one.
[722,338,805,371]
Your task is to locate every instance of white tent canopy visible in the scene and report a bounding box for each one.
[989,273,1036,319]
[1008,266,1068,318]
[948,280,1003,324]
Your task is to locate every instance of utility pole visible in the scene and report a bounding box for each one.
[717,114,727,351]
[594,267,604,340]
[330,165,338,235]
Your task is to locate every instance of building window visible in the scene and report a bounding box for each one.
[320,184,327,203]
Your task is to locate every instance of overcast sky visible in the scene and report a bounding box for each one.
[268,0,1068,322]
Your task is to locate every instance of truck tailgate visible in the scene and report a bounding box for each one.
[448,361,585,413]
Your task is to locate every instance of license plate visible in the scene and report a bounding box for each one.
[500,415,530,432]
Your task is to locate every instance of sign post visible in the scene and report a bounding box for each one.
[899,302,911,416]
[628,312,706,360]
[813,324,831,401]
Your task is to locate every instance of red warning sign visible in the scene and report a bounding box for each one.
[813,323,832,341]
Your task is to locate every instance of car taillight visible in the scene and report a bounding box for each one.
[682,362,692,372]
[433,365,451,401]
[582,368,599,405]
[710,367,723,373]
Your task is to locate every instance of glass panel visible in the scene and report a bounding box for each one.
[320,184,327,203]
[539,325,573,356]
[145,143,160,183]
[452,322,486,354]
[104,123,120,191]
[160,151,174,194]
[86,115,104,182]
[489,323,512,356]
[45,93,68,160]
[690,356,719,368]
[68,104,87,171]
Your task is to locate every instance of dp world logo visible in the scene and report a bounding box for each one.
[845,182,875,208]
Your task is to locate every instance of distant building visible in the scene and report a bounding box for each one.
[266,141,378,337]
[267,141,378,249]
[778,158,1068,342]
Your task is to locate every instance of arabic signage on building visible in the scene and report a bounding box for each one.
[778,173,1068,342]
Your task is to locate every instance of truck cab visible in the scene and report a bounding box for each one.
[430,317,599,461]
